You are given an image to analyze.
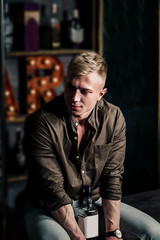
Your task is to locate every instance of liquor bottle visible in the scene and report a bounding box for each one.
[4,3,14,52]
[61,10,69,48]
[40,5,50,49]
[24,3,40,51]
[50,3,61,49]
[13,127,26,174]
[69,9,84,49]
[78,186,99,239]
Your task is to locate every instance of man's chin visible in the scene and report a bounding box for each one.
[70,110,82,118]
[71,111,81,118]
[70,107,81,114]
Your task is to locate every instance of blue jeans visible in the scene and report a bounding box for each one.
[24,200,160,240]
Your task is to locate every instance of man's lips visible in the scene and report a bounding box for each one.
[71,104,81,110]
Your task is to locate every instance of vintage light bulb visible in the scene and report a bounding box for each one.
[42,58,51,65]
[27,58,36,66]
[44,90,53,97]
[38,79,47,86]
[50,76,58,83]
[54,64,60,71]
[5,90,10,97]
[28,88,36,95]
[7,104,15,112]
[28,103,36,110]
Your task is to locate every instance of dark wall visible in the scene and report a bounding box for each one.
[103,0,159,195]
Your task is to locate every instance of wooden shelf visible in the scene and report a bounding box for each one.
[7,174,27,183]
[6,114,27,123]
[0,174,27,184]
[6,49,89,58]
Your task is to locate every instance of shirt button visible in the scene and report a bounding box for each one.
[82,170,85,174]
[74,136,78,141]
[75,122,78,127]
[76,155,80,160]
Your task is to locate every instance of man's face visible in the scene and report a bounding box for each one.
[64,72,107,121]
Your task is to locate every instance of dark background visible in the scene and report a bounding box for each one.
[103,0,159,195]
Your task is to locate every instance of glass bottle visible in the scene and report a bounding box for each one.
[78,186,99,239]
[50,3,61,49]
[61,10,69,48]
[40,5,50,49]
[69,9,84,49]
[4,3,14,52]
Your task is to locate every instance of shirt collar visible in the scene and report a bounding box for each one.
[69,102,99,130]
[62,94,100,130]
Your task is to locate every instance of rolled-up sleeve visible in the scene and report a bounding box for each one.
[24,113,72,211]
[100,108,126,200]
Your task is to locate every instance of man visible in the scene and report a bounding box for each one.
[24,51,160,240]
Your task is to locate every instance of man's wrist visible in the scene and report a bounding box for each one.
[104,229,122,239]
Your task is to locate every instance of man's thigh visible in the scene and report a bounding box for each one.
[24,203,70,240]
[94,199,160,240]
[121,202,160,240]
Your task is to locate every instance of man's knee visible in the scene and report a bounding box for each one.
[24,204,70,240]
[121,203,160,240]
[143,221,160,240]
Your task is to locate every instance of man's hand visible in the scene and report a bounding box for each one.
[51,204,86,240]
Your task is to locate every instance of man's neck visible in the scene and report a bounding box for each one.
[77,119,88,149]
[78,119,86,126]
[74,109,93,123]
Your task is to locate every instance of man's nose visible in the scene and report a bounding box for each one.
[73,89,81,102]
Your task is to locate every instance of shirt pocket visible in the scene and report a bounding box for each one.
[94,143,112,172]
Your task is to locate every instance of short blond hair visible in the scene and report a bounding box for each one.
[67,51,108,82]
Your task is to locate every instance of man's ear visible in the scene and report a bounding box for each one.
[98,88,107,100]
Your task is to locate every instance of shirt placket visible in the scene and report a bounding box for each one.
[81,127,96,186]
[71,115,96,186]
[72,120,81,165]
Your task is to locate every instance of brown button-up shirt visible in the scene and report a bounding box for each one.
[24,95,126,211]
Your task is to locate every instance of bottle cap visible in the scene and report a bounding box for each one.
[52,3,57,13]
[73,9,79,18]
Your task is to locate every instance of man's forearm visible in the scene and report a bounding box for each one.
[102,198,121,232]
[51,204,86,240]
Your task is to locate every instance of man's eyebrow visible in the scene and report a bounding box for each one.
[80,87,93,93]
[67,82,93,92]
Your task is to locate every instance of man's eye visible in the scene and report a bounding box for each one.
[81,90,88,95]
